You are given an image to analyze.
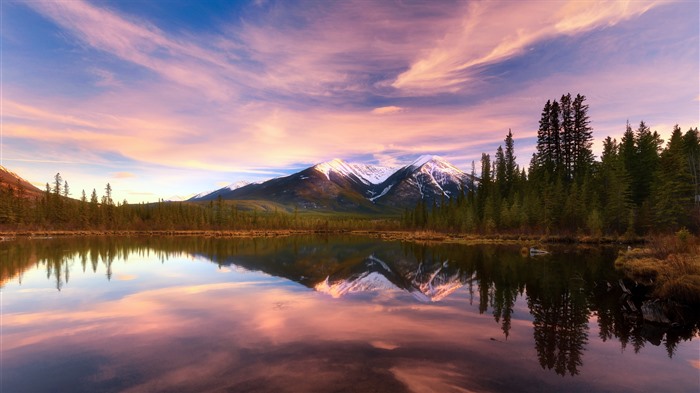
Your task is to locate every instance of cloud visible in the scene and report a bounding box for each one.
[112,172,135,179]
[25,0,247,101]
[391,0,662,94]
[371,106,404,115]
[91,68,122,88]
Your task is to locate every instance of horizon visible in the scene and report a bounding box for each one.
[2,0,699,203]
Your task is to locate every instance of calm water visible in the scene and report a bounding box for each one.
[1,236,698,393]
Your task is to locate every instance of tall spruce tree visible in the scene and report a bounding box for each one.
[572,94,594,179]
[495,145,507,199]
[549,100,562,178]
[536,100,553,175]
[504,129,517,195]
[652,125,694,230]
[560,93,574,180]
[632,121,662,206]
[599,137,632,233]
[682,127,700,207]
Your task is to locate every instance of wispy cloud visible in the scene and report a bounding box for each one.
[25,0,248,101]
[112,172,135,179]
[391,0,661,94]
[371,106,404,115]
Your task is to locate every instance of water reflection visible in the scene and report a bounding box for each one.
[2,236,699,390]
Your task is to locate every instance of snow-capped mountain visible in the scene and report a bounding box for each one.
[407,260,470,302]
[314,255,471,302]
[188,155,476,211]
[315,271,399,298]
[314,159,395,185]
[370,155,474,208]
[187,180,253,201]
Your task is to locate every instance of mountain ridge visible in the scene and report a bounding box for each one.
[190,156,476,212]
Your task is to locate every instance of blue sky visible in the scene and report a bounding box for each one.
[2,0,698,202]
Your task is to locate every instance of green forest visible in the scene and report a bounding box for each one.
[405,93,699,236]
[1,93,698,236]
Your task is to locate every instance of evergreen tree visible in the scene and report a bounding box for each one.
[477,153,492,221]
[560,93,574,180]
[536,100,553,174]
[652,125,694,230]
[683,127,700,208]
[549,100,562,177]
[495,145,507,199]
[504,129,518,195]
[632,121,662,206]
[599,137,632,233]
[89,188,100,226]
[53,173,63,196]
[572,94,594,179]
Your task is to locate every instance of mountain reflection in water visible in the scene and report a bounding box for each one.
[2,236,698,393]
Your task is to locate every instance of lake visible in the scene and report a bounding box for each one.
[2,236,698,392]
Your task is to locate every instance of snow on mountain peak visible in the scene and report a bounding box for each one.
[314,158,354,181]
[410,155,450,168]
[315,272,398,298]
[314,159,395,185]
[226,180,250,191]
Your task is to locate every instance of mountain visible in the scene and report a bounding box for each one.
[371,155,473,208]
[189,155,476,212]
[314,254,472,302]
[191,164,385,212]
[188,180,251,201]
[0,165,44,199]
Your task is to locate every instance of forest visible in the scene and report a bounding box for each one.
[405,93,699,237]
[1,93,698,236]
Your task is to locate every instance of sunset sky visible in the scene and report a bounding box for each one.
[2,0,698,203]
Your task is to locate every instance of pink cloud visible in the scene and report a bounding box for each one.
[371,106,405,115]
[391,0,662,94]
[112,172,136,179]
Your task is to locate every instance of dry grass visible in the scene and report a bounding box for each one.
[615,230,700,304]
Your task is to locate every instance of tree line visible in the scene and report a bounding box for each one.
[404,93,699,236]
[0,175,398,231]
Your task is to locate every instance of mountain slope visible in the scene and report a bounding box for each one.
[193,163,384,212]
[190,156,475,212]
[372,155,473,208]
[0,165,44,199]
[314,254,472,302]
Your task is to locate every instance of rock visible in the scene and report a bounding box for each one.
[641,300,672,324]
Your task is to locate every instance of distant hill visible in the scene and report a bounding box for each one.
[0,165,44,199]
[190,155,476,212]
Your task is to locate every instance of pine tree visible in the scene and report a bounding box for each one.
[495,145,507,199]
[549,100,562,178]
[632,121,662,207]
[683,127,700,208]
[53,173,63,196]
[89,188,100,226]
[652,125,694,230]
[477,153,492,221]
[560,93,574,180]
[504,129,518,195]
[572,94,594,179]
[599,137,632,233]
[536,100,552,174]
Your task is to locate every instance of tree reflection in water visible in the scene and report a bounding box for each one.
[1,236,698,377]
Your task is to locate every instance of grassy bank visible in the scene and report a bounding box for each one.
[1,228,648,246]
[614,229,700,305]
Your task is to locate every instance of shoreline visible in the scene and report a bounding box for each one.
[0,229,646,245]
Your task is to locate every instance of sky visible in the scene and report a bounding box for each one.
[2,0,698,203]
